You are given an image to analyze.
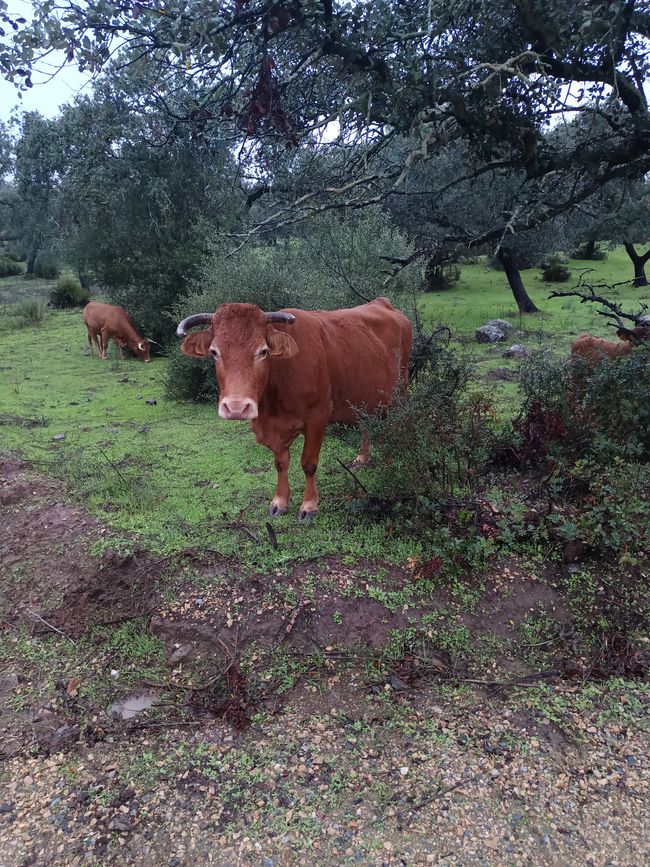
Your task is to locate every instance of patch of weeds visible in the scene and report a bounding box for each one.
[366,584,412,613]
[262,644,324,694]
[332,610,343,625]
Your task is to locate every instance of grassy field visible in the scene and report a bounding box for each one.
[0,249,646,567]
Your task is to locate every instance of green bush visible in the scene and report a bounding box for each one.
[15,300,49,327]
[3,250,25,263]
[0,256,23,277]
[515,346,650,464]
[550,459,649,565]
[32,252,60,279]
[541,253,570,282]
[164,350,218,404]
[50,272,90,308]
[571,242,607,261]
[356,351,495,507]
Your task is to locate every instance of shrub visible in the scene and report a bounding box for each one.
[164,350,218,404]
[424,260,460,292]
[32,252,60,279]
[15,300,49,327]
[50,272,90,308]
[0,256,23,277]
[541,253,570,282]
[571,241,607,261]
[357,351,495,507]
[551,459,649,565]
[3,250,25,263]
[515,347,650,465]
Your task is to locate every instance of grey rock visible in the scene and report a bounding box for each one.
[167,643,194,666]
[476,325,507,343]
[47,724,80,755]
[637,314,650,327]
[108,816,132,832]
[503,344,529,359]
[146,399,157,406]
[52,433,66,441]
[486,318,514,332]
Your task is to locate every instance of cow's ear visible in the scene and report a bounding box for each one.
[616,327,633,342]
[181,329,212,358]
[268,327,299,359]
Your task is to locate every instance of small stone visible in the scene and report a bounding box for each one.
[146,399,157,406]
[167,644,193,666]
[503,344,528,359]
[52,434,66,441]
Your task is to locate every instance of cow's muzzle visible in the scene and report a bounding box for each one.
[219,397,258,421]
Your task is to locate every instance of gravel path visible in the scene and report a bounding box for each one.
[1,683,648,866]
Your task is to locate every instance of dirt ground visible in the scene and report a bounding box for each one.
[1,458,649,866]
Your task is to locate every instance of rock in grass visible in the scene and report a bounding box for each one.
[503,344,529,359]
[476,325,507,343]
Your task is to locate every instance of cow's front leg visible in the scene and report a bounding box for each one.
[269,447,291,517]
[298,422,327,523]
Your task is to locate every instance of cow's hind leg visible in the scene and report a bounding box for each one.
[350,430,371,467]
[269,447,291,517]
[86,329,95,356]
[100,330,110,360]
[297,422,327,523]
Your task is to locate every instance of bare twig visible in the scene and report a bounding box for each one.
[336,458,368,494]
[24,609,75,644]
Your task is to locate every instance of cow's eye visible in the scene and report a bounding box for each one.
[258,347,269,359]
[210,347,220,359]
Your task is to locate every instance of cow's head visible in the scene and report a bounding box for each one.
[133,338,152,362]
[177,303,298,420]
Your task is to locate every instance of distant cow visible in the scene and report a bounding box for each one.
[83,301,153,362]
[177,298,412,522]
[570,326,650,366]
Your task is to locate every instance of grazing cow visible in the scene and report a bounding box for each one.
[570,326,650,366]
[83,301,153,362]
[177,298,412,522]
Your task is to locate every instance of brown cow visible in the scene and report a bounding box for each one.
[177,298,412,522]
[83,301,153,362]
[570,326,650,366]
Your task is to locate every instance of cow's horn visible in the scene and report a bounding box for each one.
[176,313,213,336]
[147,338,160,345]
[265,311,296,324]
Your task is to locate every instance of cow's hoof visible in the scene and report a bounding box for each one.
[268,503,289,517]
[297,509,318,524]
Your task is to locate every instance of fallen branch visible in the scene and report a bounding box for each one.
[548,281,648,326]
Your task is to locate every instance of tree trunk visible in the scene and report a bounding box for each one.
[584,239,595,259]
[623,241,650,287]
[26,235,42,276]
[497,248,540,313]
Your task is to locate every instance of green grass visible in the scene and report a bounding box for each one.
[418,247,648,414]
[0,251,645,568]
[419,247,649,340]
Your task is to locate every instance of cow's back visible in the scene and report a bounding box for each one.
[270,298,411,425]
[83,301,135,334]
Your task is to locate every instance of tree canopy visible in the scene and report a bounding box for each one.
[1,0,648,242]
